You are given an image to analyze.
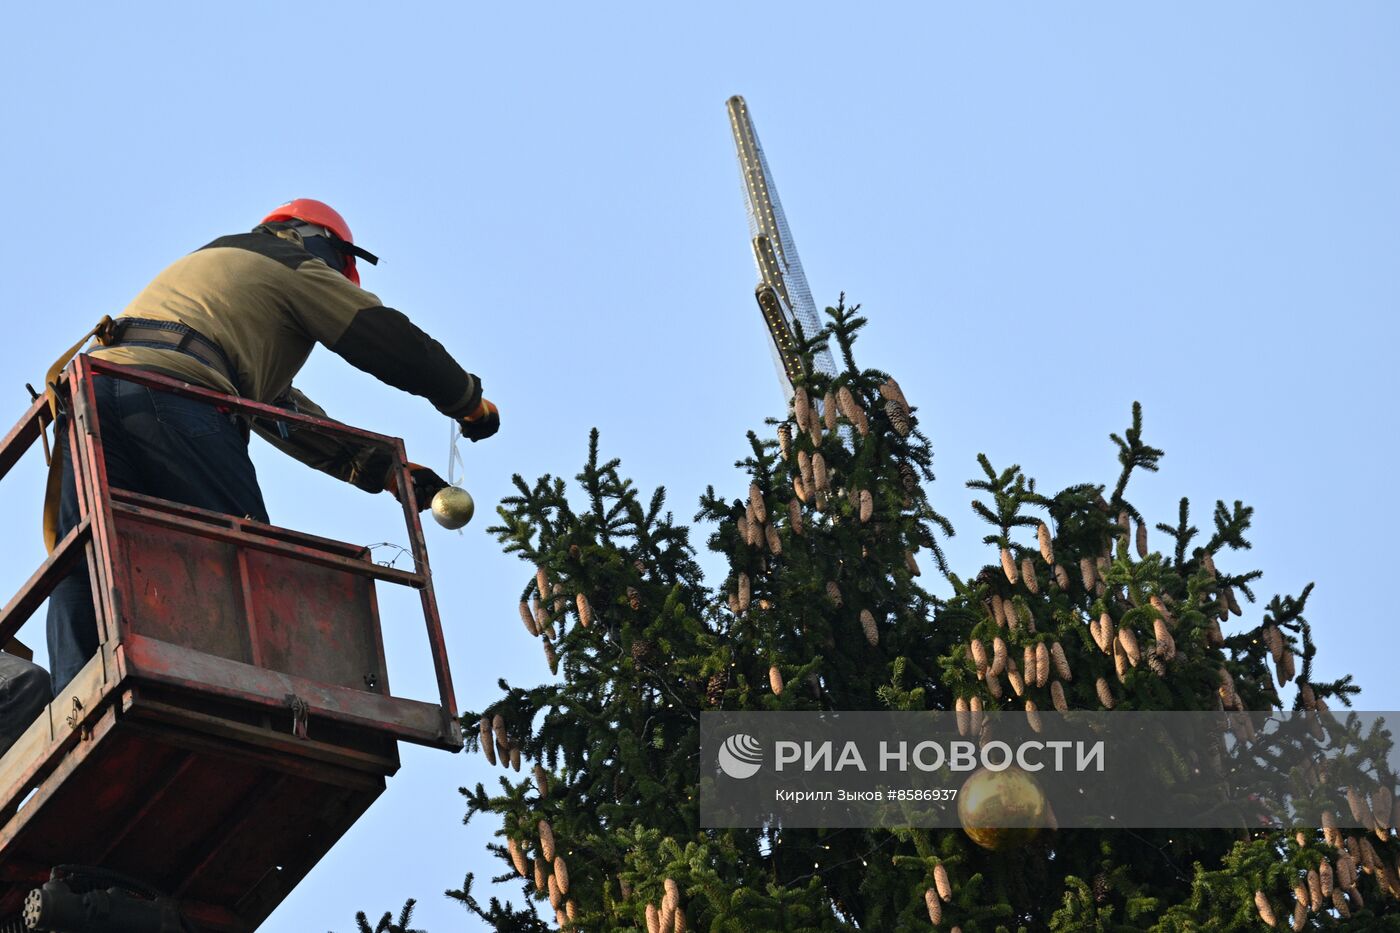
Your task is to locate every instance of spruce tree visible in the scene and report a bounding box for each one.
[352,299,1393,931]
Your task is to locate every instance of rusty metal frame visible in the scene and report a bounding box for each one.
[0,355,460,747]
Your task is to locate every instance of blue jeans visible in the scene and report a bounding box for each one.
[45,375,269,694]
[0,651,51,758]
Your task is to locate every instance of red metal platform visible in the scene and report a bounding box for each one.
[0,356,462,931]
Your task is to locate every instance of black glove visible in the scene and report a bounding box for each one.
[458,398,500,443]
[390,462,449,511]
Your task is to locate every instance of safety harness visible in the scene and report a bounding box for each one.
[41,317,237,551]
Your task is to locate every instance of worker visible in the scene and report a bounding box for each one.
[42,198,500,698]
[0,653,51,759]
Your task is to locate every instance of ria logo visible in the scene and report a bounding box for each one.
[718,733,764,779]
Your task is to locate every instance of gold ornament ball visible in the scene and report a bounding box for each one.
[431,485,476,529]
[957,766,1048,851]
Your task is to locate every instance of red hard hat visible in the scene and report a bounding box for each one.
[261,198,371,285]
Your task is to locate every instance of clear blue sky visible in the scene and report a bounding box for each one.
[2,4,1396,930]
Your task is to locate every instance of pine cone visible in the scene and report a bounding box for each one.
[1206,619,1225,647]
[1255,890,1277,927]
[884,398,913,436]
[1332,888,1349,919]
[508,837,528,877]
[479,716,496,766]
[999,547,1018,584]
[860,609,879,647]
[793,474,810,504]
[898,460,918,494]
[763,523,782,556]
[706,670,728,706]
[536,566,550,601]
[749,482,768,524]
[576,592,593,627]
[823,391,839,431]
[925,887,942,923]
[553,854,570,896]
[778,422,792,461]
[645,903,660,933]
[808,414,823,446]
[859,489,873,523]
[787,497,804,536]
[836,385,857,420]
[1036,522,1054,564]
[826,580,843,607]
[1091,872,1110,904]
[1080,557,1097,590]
[905,550,921,577]
[1149,594,1174,628]
[1307,868,1322,910]
[839,386,868,435]
[1148,652,1167,678]
[812,452,829,492]
[1018,557,1038,594]
[533,856,547,892]
[989,593,1006,629]
[493,713,509,759]
[1095,613,1115,653]
[769,665,784,695]
[954,696,970,736]
[519,601,539,637]
[878,378,909,409]
[1135,521,1148,558]
[1051,680,1068,712]
[1025,699,1043,733]
[1096,677,1116,709]
[1051,642,1071,680]
[1032,642,1049,687]
[1118,627,1141,666]
[1216,666,1236,707]
[1373,786,1394,832]
[1225,586,1242,617]
[793,386,812,432]
[1113,641,1129,682]
[1345,787,1375,830]
[538,819,556,862]
[553,582,567,613]
[533,764,549,798]
[737,573,751,612]
[970,638,988,674]
[1008,660,1026,697]
[1023,646,1036,685]
[933,862,952,901]
[815,491,829,512]
[632,638,654,664]
[1202,551,1217,578]
[543,637,558,674]
[510,744,521,771]
[984,668,1004,700]
[992,637,1008,676]
[1153,617,1176,661]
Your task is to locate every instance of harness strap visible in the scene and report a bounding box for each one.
[40,316,114,552]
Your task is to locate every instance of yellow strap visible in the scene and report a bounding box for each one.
[41,316,113,552]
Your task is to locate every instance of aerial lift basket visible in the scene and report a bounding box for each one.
[0,356,462,931]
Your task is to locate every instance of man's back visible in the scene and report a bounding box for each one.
[91,226,481,419]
